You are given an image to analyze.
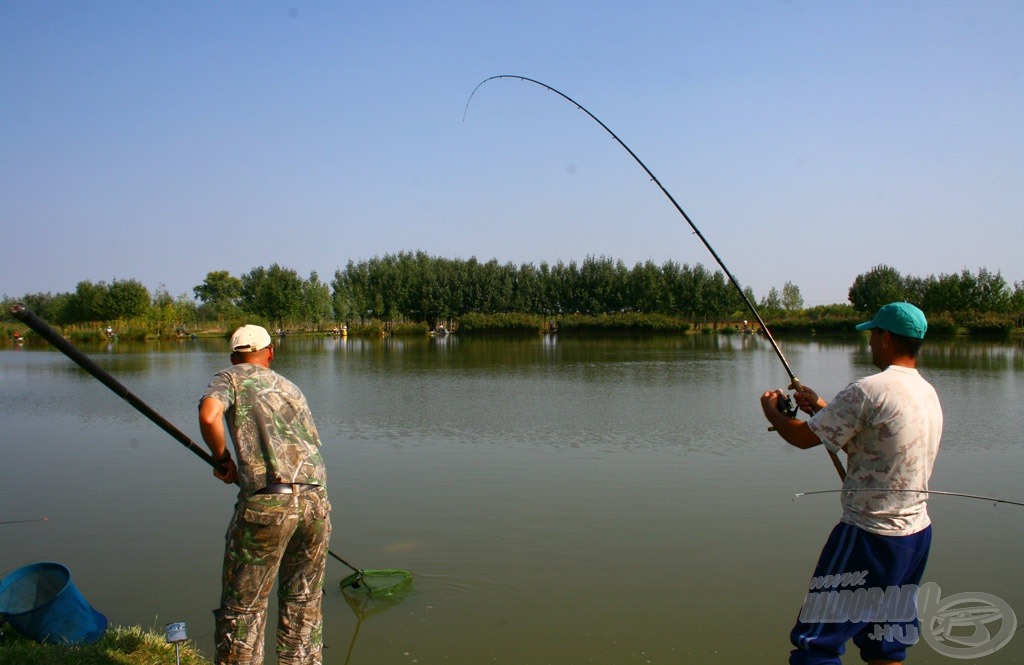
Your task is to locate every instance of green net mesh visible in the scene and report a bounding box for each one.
[340,569,413,619]
[340,569,412,598]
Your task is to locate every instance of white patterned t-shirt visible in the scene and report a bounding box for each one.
[808,365,942,536]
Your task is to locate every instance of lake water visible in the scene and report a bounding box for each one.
[2,333,1022,663]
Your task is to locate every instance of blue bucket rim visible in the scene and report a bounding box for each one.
[0,561,72,617]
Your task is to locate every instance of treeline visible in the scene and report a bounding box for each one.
[330,253,806,326]
[850,264,1022,315]
[6,278,196,338]
[3,254,1023,336]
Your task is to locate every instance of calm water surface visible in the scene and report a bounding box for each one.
[2,333,1022,663]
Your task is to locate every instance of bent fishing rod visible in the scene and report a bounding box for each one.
[10,304,362,574]
[465,75,846,481]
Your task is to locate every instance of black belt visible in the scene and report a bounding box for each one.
[255,483,319,495]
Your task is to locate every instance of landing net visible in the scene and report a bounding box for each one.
[340,569,412,598]
[340,569,413,619]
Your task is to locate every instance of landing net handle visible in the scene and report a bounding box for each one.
[11,304,374,576]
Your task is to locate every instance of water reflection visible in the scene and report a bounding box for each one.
[1,333,1022,664]
[921,338,1024,371]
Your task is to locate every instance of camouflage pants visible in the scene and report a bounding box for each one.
[214,487,331,665]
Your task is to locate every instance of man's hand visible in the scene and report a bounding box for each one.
[760,389,787,425]
[760,389,823,450]
[790,383,826,415]
[214,456,238,484]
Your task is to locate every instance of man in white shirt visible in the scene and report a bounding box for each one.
[760,302,943,665]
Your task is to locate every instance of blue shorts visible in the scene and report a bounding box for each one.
[790,522,932,665]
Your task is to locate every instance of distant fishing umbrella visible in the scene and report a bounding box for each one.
[9,304,413,603]
[464,75,846,480]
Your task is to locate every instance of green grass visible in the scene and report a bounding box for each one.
[0,625,210,665]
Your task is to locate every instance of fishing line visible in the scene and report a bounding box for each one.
[0,517,49,526]
[794,489,1024,508]
[464,75,845,480]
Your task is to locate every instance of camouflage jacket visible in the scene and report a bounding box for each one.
[201,363,327,495]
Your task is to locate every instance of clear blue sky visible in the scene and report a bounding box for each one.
[2,1,1021,307]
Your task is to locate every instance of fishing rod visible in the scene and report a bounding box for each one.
[795,489,1024,508]
[9,304,362,574]
[464,75,846,481]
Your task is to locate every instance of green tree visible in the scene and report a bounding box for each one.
[972,268,1011,313]
[1010,281,1024,328]
[674,263,700,319]
[336,259,373,322]
[193,270,242,321]
[104,279,151,320]
[848,265,905,313]
[61,280,108,324]
[548,260,580,314]
[629,260,665,314]
[760,287,783,316]
[174,293,198,331]
[1011,281,1024,311]
[921,268,1011,314]
[511,262,543,317]
[578,255,622,314]
[782,281,804,312]
[149,286,178,337]
[301,271,333,331]
[240,264,303,330]
[738,286,757,316]
[10,292,67,324]
[702,270,735,324]
[331,268,354,324]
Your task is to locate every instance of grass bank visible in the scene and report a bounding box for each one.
[0,625,210,665]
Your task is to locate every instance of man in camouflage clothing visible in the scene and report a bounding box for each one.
[199,324,331,665]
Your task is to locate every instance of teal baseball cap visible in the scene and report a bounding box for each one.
[855,302,928,339]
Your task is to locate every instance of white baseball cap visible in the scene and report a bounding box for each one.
[230,325,272,353]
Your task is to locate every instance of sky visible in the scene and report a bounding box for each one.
[1,1,1021,307]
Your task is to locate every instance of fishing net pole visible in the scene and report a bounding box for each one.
[465,75,846,481]
[10,304,413,598]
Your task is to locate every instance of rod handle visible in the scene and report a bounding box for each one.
[790,376,847,481]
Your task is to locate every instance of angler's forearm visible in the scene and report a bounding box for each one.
[198,397,229,457]
[772,417,823,450]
